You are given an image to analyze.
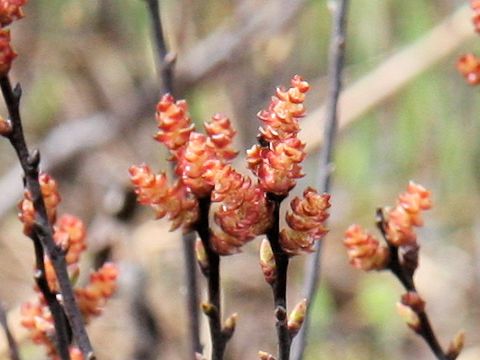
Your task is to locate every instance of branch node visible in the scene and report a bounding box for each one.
[12,83,21,100]
[27,149,40,168]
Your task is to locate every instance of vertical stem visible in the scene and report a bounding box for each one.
[143,1,201,356]
[31,233,71,360]
[196,196,226,360]
[182,231,203,355]
[266,194,291,360]
[144,0,175,95]
[0,76,94,359]
[292,1,350,359]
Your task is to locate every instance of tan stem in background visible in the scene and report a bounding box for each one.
[302,4,472,152]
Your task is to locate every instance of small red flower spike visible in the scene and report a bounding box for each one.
[204,113,238,162]
[154,93,195,153]
[457,53,480,85]
[248,75,309,195]
[209,165,271,254]
[257,74,310,142]
[344,224,390,271]
[0,29,15,75]
[129,164,199,231]
[0,0,27,27]
[280,187,330,255]
[75,262,118,321]
[54,214,87,265]
[178,132,218,197]
[18,172,61,235]
[471,0,480,33]
[386,181,432,246]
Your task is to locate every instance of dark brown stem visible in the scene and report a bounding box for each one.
[195,196,231,360]
[292,1,350,359]
[376,210,449,360]
[0,303,21,360]
[0,76,95,359]
[144,0,175,96]
[31,231,72,360]
[143,0,202,356]
[266,193,291,360]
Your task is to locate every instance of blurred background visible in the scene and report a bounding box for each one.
[0,0,479,359]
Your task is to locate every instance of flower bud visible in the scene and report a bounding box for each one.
[0,116,11,136]
[258,351,276,360]
[401,292,425,313]
[396,302,421,332]
[195,238,209,274]
[288,298,307,336]
[0,29,16,76]
[280,188,330,255]
[344,224,389,271]
[223,312,238,336]
[446,330,466,360]
[0,0,27,27]
[75,262,118,321]
[259,238,276,284]
[386,181,432,247]
[154,93,194,152]
[201,302,217,317]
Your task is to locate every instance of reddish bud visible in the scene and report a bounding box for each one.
[446,330,466,360]
[288,298,307,336]
[386,181,432,246]
[0,0,27,27]
[154,93,195,152]
[75,262,118,321]
[259,238,276,284]
[0,29,15,75]
[258,351,276,360]
[344,224,389,271]
[280,188,330,255]
[457,53,480,85]
[0,115,11,135]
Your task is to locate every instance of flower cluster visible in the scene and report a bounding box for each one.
[343,181,430,271]
[18,173,61,236]
[19,173,118,359]
[210,165,271,254]
[0,0,26,27]
[75,263,118,319]
[133,92,274,254]
[131,94,241,235]
[129,164,199,231]
[0,0,26,75]
[457,1,480,84]
[280,187,330,255]
[457,53,480,85]
[471,0,480,33]
[385,181,431,246]
[344,224,389,271]
[247,75,309,195]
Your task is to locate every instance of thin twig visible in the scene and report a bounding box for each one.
[31,231,71,360]
[265,194,291,360]
[292,1,350,359]
[144,0,175,95]
[0,303,21,360]
[196,196,231,360]
[143,0,202,356]
[0,76,95,359]
[375,211,450,360]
